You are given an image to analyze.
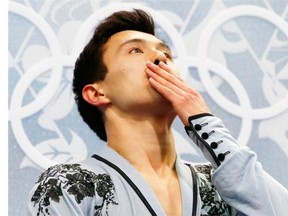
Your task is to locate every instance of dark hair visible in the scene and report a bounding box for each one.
[72,9,155,141]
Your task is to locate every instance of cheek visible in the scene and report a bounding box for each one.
[105,69,145,97]
[120,65,147,84]
[105,60,148,88]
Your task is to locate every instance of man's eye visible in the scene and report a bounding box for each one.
[130,48,143,53]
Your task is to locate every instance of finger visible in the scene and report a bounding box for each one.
[148,77,179,101]
[146,60,201,100]
[146,64,190,95]
[146,60,182,80]
[146,68,185,96]
[158,61,182,79]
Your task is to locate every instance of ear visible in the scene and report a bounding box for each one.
[82,83,110,107]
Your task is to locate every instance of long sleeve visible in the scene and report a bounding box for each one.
[185,114,288,216]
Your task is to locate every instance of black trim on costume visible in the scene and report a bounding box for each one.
[184,126,192,134]
[92,154,157,216]
[186,164,198,216]
[188,113,213,121]
[92,154,200,216]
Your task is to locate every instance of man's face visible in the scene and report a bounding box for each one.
[101,30,177,116]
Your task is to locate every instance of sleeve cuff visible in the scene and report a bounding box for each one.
[185,115,239,169]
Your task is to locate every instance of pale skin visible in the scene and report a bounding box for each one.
[82,30,210,215]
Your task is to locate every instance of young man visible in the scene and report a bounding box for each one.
[27,9,288,216]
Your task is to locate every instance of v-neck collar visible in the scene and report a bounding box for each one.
[176,157,194,216]
[91,144,194,216]
[95,145,166,214]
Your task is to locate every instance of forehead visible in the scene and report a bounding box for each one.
[104,30,165,49]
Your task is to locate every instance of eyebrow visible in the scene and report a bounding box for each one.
[118,38,172,52]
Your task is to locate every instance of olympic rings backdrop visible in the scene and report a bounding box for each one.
[8,0,288,215]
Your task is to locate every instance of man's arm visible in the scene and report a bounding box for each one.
[146,60,288,215]
[185,114,288,215]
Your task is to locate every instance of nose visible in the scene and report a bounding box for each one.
[151,50,167,65]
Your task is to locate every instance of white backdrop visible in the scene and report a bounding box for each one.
[9,0,288,215]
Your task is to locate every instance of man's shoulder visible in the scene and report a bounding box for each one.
[34,158,108,182]
[33,162,115,200]
[29,162,118,215]
[35,162,107,184]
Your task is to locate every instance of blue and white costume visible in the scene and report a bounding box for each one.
[27,115,288,215]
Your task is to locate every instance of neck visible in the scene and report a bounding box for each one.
[105,111,177,177]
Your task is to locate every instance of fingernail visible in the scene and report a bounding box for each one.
[154,59,160,65]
